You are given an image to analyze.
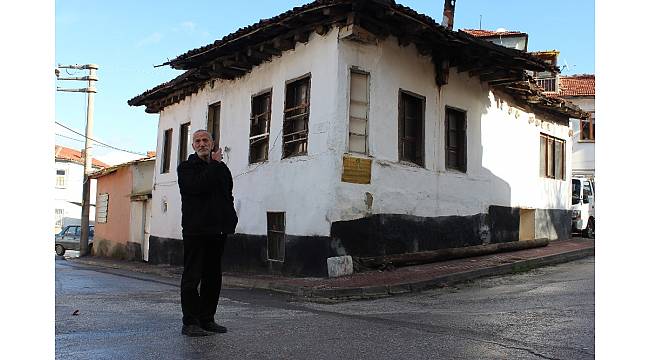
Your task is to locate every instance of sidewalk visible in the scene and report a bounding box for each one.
[68,237,594,301]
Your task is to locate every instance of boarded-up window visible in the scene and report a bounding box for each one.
[540,133,565,180]
[283,76,310,158]
[178,122,191,163]
[398,90,425,166]
[161,129,172,173]
[96,193,109,223]
[207,102,221,148]
[267,212,285,261]
[445,107,467,172]
[349,70,369,154]
[249,91,272,164]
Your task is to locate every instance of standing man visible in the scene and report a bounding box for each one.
[177,129,238,337]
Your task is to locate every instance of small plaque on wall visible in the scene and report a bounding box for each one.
[342,155,371,184]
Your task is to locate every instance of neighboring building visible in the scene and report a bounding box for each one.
[558,74,595,178]
[129,0,586,276]
[89,156,155,261]
[54,145,108,233]
[461,29,528,51]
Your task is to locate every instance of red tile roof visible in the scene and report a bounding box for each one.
[559,74,595,97]
[55,145,109,169]
[461,29,526,38]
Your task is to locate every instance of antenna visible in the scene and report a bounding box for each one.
[480,15,482,30]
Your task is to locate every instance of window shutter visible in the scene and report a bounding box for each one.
[460,114,467,172]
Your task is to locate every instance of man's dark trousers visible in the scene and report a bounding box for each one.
[181,233,226,326]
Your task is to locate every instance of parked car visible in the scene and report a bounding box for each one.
[55,225,94,256]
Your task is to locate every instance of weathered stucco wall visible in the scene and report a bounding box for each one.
[94,167,132,248]
[150,29,342,241]
[333,36,571,224]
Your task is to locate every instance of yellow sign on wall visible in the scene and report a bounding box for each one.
[341,155,372,184]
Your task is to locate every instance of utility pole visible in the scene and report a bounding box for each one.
[56,64,98,257]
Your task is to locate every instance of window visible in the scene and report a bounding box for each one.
[207,102,221,147]
[55,169,66,188]
[283,75,310,158]
[249,91,272,164]
[97,193,109,223]
[445,107,467,172]
[55,209,64,228]
[583,182,593,197]
[179,122,191,163]
[267,212,285,261]
[539,134,565,180]
[580,112,595,141]
[161,129,172,173]
[348,70,369,154]
[398,90,425,166]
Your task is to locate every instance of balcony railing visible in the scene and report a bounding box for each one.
[535,77,557,92]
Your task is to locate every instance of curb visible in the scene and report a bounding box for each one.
[260,246,595,301]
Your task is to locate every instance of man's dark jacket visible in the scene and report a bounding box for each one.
[177,153,238,236]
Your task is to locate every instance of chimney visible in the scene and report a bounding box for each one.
[442,0,456,30]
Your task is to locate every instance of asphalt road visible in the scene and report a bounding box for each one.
[55,256,594,360]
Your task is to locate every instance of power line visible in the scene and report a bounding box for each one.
[55,121,147,156]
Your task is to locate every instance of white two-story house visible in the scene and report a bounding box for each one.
[129,0,586,276]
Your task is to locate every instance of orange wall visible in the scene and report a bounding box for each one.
[95,167,132,245]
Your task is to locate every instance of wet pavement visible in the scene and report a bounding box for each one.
[56,255,595,359]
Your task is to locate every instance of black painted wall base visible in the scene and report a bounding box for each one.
[147,206,571,277]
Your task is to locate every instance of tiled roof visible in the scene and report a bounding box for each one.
[55,145,109,169]
[559,74,595,97]
[129,0,554,113]
[461,29,526,38]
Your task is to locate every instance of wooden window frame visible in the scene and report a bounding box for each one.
[266,212,285,262]
[161,128,173,174]
[282,74,311,159]
[348,69,369,155]
[178,122,191,164]
[55,169,67,188]
[445,106,467,173]
[249,90,272,164]
[397,89,425,167]
[539,133,566,180]
[579,112,595,142]
[207,102,221,148]
[96,193,109,223]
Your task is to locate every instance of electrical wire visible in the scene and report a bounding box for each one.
[55,121,147,156]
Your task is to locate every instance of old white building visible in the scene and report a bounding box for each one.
[129,0,586,276]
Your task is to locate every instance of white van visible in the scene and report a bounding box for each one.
[571,177,595,238]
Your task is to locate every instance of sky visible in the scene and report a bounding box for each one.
[55,0,595,165]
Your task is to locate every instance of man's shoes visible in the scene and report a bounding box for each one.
[182,324,213,337]
[201,321,228,333]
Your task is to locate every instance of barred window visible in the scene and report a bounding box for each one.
[249,91,272,164]
[283,76,310,158]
